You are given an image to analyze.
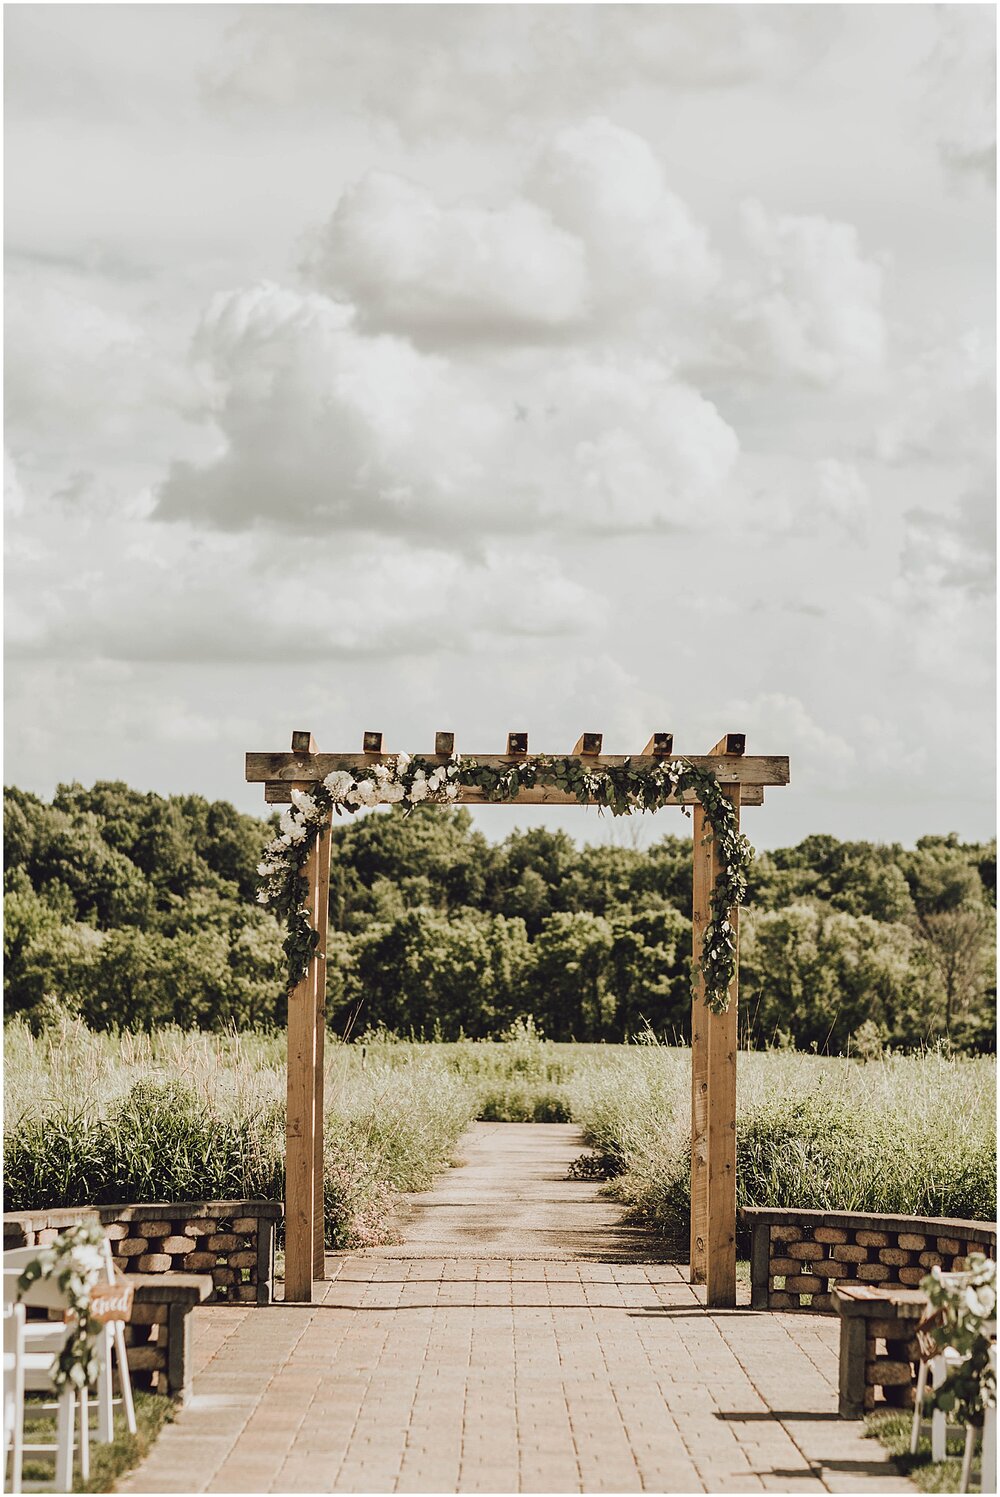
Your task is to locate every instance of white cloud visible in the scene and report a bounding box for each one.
[875,329,994,465]
[6,500,603,666]
[155,281,739,536]
[813,459,870,542]
[307,171,588,339]
[900,481,995,601]
[919,6,996,186]
[205,7,839,138]
[307,119,716,345]
[732,199,886,385]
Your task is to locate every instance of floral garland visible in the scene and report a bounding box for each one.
[257,753,753,1013]
[16,1221,107,1392]
[254,754,754,1011]
[920,1254,997,1427]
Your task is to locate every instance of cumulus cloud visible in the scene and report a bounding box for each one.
[875,329,994,465]
[900,481,995,600]
[813,459,870,542]
[307,119,716,345]
[154,280,739,535]
[731,199,886,385]
[307,172,588,340]
[919,6,996,186]
[6,499,603,665]
[206,6,840,138]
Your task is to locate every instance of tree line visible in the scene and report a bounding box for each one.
[4,782,995,1052]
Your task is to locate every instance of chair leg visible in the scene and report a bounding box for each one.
[97,1332,114,1442]
[54,1388,75,1494]
[960,1423,977,1494]
[113,1322,136,1434]
[78,1387,90,1483]
[911,1360,929,1454]
[982,1403,997,1496]
[932,1356,948,1461]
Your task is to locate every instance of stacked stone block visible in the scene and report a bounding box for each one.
[4,1199,281,1306]
[743,1208,997,1313]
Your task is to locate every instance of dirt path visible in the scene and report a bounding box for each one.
[363,1120,669,1261]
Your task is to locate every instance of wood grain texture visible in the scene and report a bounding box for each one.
[312,814,332,1281]
[642,733,674,756]
[262,780,766,806]
[689,801,710,1285]
[248,751,787,785]
[705,782,740,1309]
[284,819,318,1303]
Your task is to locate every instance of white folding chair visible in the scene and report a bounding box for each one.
[4,1240,136,1449]
[3,1264,84,1492]
[911,1271,996,1492]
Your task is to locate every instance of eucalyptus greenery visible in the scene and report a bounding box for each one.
[16,1220,107,1392]
[257,753,754,1013]
[920,1254,997,1428]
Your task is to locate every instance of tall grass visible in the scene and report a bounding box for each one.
[568,1042,997,1246]
[3,1016,476,1248]
[4,1017,994,1256]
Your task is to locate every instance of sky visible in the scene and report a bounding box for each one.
[4,3,996,851]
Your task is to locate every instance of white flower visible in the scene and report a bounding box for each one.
[428,768,445,791]
[257,891,269,904]
[257,861,273,877]
[372,762,391,782]
[353,779,378,807]
[279,809,307,844]
[396,752,411,771]
[290,789,316,814]
[967,1284,997,1318]
[409,779,429,803]
[380,783,404,803]
[323,770,357,801]
[445,784,458,800]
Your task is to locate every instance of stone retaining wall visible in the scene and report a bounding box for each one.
[742,1207,997,1312]
[4,1199,281,1306]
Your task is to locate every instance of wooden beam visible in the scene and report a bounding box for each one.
[572,733,603,756]
[435,732,455,757]
[642,733,674,757]
[312,813,332,1281]
[263,780,766,806]
[291,730,317,755]
[285,800,319,1303]
[506,732,528,756]
[707,733,745,757]
[362,731,383,754]
[248,752,787,785]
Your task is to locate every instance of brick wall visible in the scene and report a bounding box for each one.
[743,1208,996,1311]
[3,1199,281,1306]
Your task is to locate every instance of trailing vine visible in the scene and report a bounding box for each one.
[256,753,754,1013]
[16,1221,107,1392]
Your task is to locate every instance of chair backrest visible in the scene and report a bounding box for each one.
[3,1267,70,1314]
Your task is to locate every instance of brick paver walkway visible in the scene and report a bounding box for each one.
[120,1126,913,1494]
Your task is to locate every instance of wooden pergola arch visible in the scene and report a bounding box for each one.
[246,729,790,1307]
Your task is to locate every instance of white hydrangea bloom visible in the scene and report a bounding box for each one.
[409,779,429,802]
[323,770,357,802]
[396,752,411,771]
[353,779,378,807]
[290,789,316,814]
[381,783,405,804]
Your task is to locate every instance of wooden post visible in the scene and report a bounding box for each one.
[691,735,743,1307]
[284,731,321,1304]
[690,800,710,1285]
[312,813,332,1280]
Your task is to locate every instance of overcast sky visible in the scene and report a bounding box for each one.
[5,3,995,850]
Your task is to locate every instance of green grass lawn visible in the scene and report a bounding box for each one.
[18,1391,173,1493]
[865,1408,986,1493]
